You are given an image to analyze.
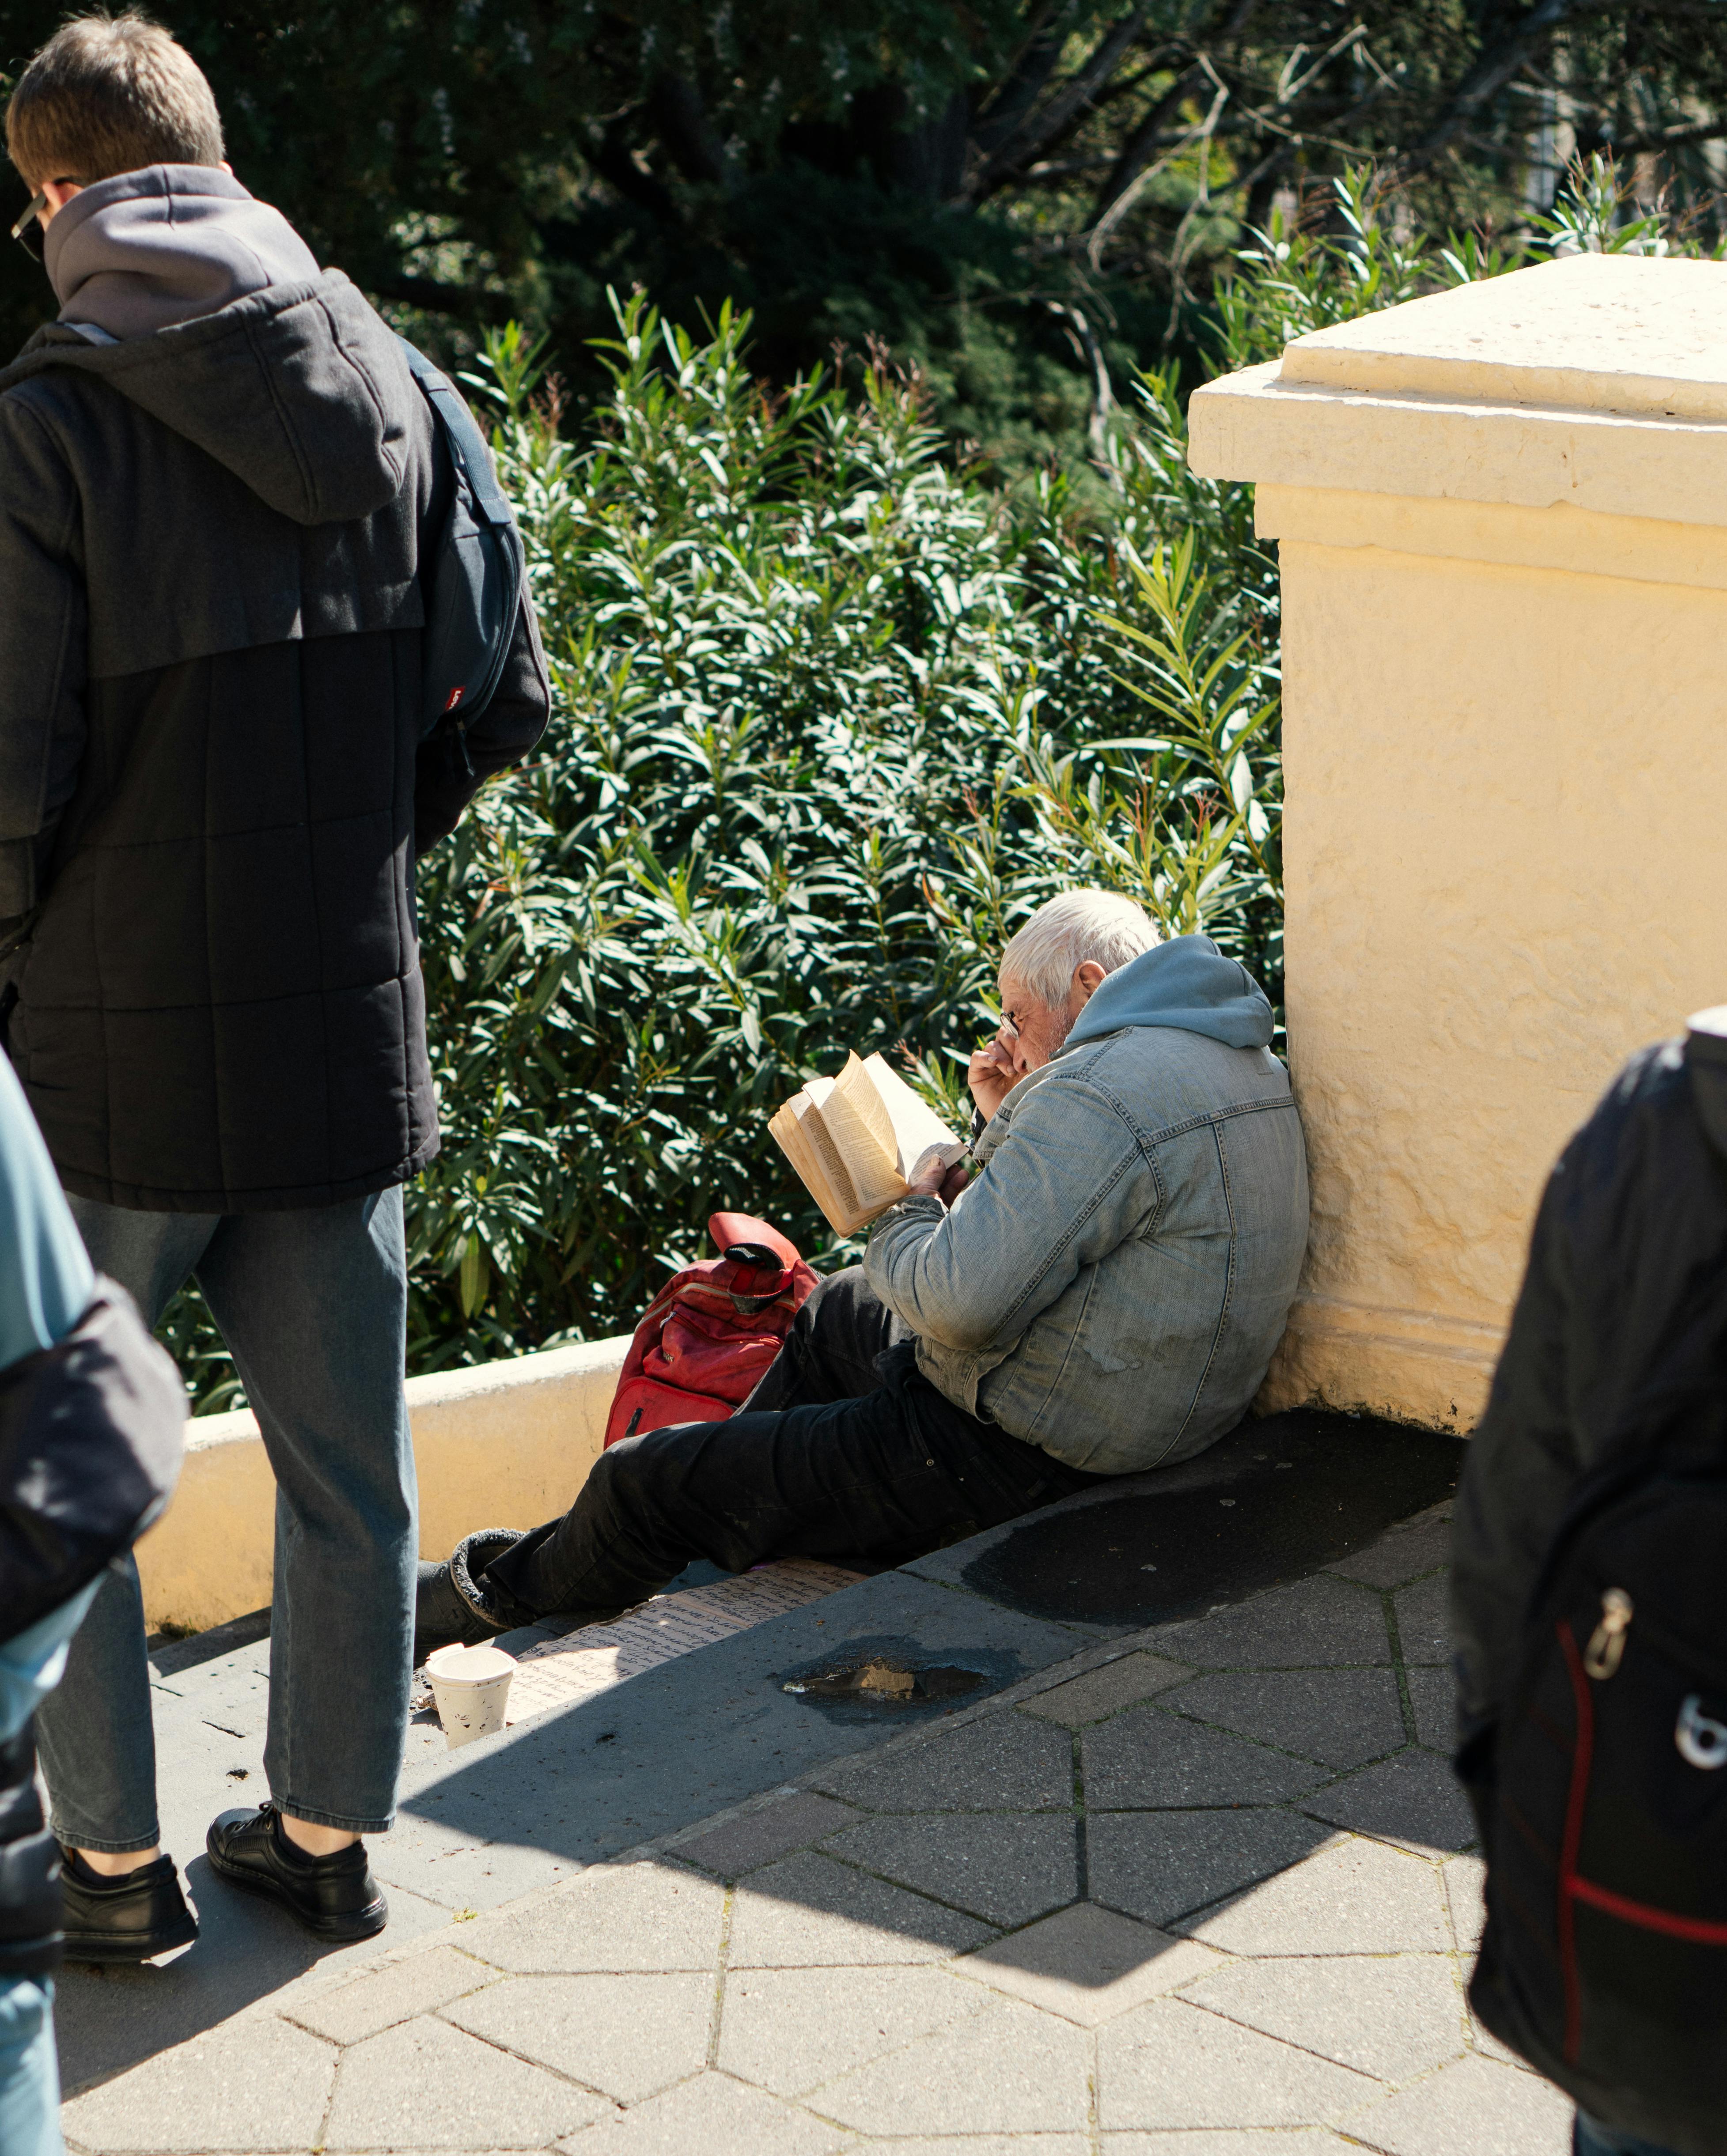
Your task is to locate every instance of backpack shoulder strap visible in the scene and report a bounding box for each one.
[396,337,517,530]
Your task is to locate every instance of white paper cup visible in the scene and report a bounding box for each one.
[425,1643,516,1749]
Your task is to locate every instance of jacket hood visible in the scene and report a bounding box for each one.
[3,167,413,526]
[1063,934,1275,1052]
[46,165,319,337]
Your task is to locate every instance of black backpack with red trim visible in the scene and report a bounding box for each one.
[1470,1384,1727,2156]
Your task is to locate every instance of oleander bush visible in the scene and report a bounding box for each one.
[161,157,1700,1409]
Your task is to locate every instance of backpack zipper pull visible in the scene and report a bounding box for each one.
[1583,1588,1634,1679]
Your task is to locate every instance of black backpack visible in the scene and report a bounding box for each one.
[398,339,527,756]
[1468,1376,1727,2156]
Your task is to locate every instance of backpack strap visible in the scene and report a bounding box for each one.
[396,339,516,530]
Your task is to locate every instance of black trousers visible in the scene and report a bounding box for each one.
[483,1266,1106,1617]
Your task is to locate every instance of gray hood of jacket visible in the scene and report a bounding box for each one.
[1,165,413,530]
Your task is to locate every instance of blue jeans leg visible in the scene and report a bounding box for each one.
[0,1979,62,2156]
[194,1190,415,1832]
[34,1205,216,1851]
[35,1191,414,1846]
[1575,2113,1684,2156]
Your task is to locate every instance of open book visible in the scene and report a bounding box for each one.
[769,1052,967,1237]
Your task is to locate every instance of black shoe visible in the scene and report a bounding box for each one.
[205,1804,387,1942]
[58,1848,198,1964]
[414,1528,530,1659]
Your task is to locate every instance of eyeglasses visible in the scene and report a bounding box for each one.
[11,178,84,262]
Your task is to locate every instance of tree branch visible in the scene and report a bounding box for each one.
[971,10,1150,202]
[1400,0,1628,174]
[972,0,1076,159]
[1089,0,1258,225]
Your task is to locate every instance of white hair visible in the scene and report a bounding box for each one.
[999,889,1159,1008]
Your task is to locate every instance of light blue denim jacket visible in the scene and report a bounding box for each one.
[865,937,1309,1475]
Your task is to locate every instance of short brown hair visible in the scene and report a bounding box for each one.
[5,10,223,189]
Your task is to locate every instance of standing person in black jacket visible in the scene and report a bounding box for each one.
[0,12,549,1957]
[1452,1009,1727,2156]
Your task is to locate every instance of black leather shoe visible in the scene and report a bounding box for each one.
[58,1848,198,1964]
[205,1805,387,1942]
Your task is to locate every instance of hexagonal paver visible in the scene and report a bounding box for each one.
[823,1812,1078,1927]
[1089,1808,1333,1927]
[1183,1952,1469,2080]
[1393,1575,1451,1666]
[957,1900,1226,2027]
[445,1971,713,2103]
[60,2013,336,2153]
[1023,1652,1195,1728]
[1341,2050,1572,2154]
[286,1945,497,2043]
[1150,1577,1392,1670]
[458,1860,725,1973]
[674,1793,856,1878]
[728,1850,996,1967]
[1167,1668,1408,1770]
[1175,1833,1451,1956]
[811,1713,1075,1813]
[323,2014,610,2150]
[1304,1750,1476,1853]
[812,1993,1093,2135]
[1083,1706,1330,1808]
[717,1963,988,2097]
[556,2070,844,2155]
[1325,1509,1452,1591]
[1097,1997,1382,2129]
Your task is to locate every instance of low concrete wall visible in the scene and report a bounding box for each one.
[135,1336,632,1634]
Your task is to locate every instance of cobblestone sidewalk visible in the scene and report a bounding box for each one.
[61,1501,1574,2155]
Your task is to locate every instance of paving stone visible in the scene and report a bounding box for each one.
[1326,1509,1453,1590]
[1342,2051,1573,2154]
[958,1900,1226,2026]
[1100,2136,1363,2154]
[1097,1997,1382,2129]
[1022,1652,1195,1727]
[1152,1576,1392,1669]
[556,2070,845,2155]
[325,2015,612,2149]
[286,1944,497,2043]
[1443,1854,1486,1956]
[458,1860,726,1972]
[813,1993,1092,2135]
[674,1793,857,1878]
[717,1964,989,2097]
[1405,1665,1454,1751]
[1088,1808,1333,1927]
[60,2012,336,2152]
[1083,1705,1329,1808]
[445,1971,714,2102]
[729,1850,997,1966]
[825,1812,1078,1928]
[811,1713,1075,1812]
[850,2139,1090,2156]
[1175,1832,1451,1955]
[1168,1667,1409,1770]
[1305,1748,1477,1852]
[1394,1575,1452,1665]
[1185,1952,1470,2080]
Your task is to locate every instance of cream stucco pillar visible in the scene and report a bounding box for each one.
[1188,253,1727,1432]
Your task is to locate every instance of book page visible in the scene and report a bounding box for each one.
[821,1054,905,1212]
[858,1053,961,1176]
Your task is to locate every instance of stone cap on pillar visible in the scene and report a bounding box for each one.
[1188,253,1727,531]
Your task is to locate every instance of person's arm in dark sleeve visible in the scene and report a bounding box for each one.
[413,588,550,856]
[0,400,88,915]
[1450,1154,1582,1757]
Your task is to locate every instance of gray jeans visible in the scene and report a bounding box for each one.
[34,1190,416,1849]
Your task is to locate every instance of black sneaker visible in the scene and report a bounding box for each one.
[58,1848,198,1964]
[205,1804,387,1942]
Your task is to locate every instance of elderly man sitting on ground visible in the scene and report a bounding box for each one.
[418,889,1310,1645]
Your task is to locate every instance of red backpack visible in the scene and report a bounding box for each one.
[603,1212,819,1449]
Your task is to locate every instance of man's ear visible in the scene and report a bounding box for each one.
[1072,960,1107,1005]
